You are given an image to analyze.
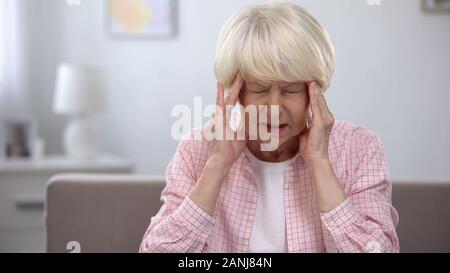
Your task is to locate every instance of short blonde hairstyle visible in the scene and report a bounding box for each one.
[214,1,335,91]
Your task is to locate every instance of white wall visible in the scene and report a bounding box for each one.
[0,0,32,117]
[22,0,450,180]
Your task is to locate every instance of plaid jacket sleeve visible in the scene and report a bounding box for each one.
[139,135,215,253]
[320,132,400,253]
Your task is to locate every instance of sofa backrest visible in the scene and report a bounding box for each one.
[46,174,450,253]
[392,180,450,253]
[46,173,165,253]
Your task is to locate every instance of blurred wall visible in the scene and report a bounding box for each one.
[20,0,450,179]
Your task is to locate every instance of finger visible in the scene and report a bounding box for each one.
[315,85,330,118]
[225,74,244,126]
[216,82,225,108]
[216,82,226,137]
[209,112,215,132]
[308,81,323,124]
[225,73,244,106]
[320,90,334,120]
[316,86,334,124]
[306,107,313,129]
[234,129,247,141]
[216,82,226,121]
[203,114,215,140]
[322,95,334,121]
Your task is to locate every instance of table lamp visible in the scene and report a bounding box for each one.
[53,63,107,159]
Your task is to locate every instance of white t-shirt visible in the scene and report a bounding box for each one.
[246,149,294,253]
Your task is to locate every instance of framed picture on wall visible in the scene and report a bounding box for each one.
[422,0,450,12]
[0,118,37,160]
[105,0,177,39]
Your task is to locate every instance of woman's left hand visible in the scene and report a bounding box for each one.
[299,82,346,213]
[299,81,335,166]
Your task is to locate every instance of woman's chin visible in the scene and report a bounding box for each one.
[254,134,291,151]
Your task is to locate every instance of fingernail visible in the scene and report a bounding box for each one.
[313,83,318,95]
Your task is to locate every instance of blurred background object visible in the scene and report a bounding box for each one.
[1,0,446,178]
[5,122,31,158]
[422,0,450,12]
[53,63,107,159]
[0,156,133,252]
[106,0,177,38]
[0,118,37,160]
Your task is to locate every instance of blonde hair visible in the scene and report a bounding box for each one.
[214,1,335,91]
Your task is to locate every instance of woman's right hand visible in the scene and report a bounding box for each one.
[189,74,246,216]
[209,73,246,170]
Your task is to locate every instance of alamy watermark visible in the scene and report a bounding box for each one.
[171,97,281,151]
[366,0,381,6]
[66,241,81,253]
[66,0,81,6]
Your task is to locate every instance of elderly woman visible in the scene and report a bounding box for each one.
[140,1,399,253]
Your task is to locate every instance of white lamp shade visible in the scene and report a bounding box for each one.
[53,63,107,115]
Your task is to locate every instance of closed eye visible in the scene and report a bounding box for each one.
[248,88,269,94]
[283,89,305,94]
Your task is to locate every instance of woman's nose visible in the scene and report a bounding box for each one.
[266,89,285,117]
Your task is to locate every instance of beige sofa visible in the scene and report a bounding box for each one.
[45,174,450,253]
[46,174,165,253]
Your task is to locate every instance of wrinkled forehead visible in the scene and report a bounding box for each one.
[243,74,306,88]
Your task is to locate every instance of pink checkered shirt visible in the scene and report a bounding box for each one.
[139,120,399,253]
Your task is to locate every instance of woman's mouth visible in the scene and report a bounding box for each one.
[266,123,288,134]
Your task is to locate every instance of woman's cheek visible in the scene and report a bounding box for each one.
[290,109,308,133]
